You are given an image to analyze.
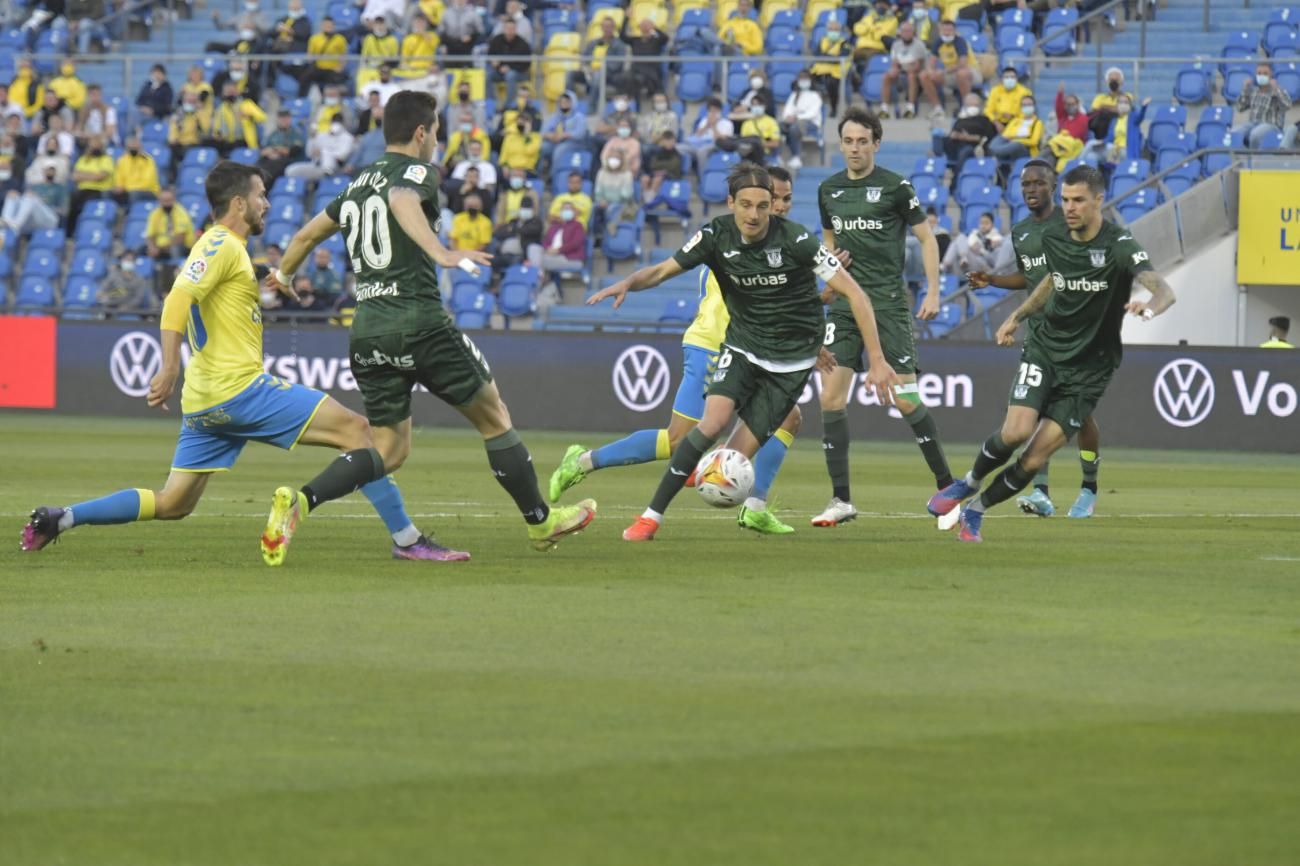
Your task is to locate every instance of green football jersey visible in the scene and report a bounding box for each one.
[672,214,840,369]
[325,152,449,339]
[818,165,926,313]
[1010,207,1067,343]
[1038,220,1153,368]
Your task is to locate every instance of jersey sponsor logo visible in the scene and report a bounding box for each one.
[1052,272,1108,292]
[831,215,884,233]
[109,331,163,398]
[1020,253,1047,272]
[352,349,415,369]
[1089,249,1107,267]
[682,230,704,253]
[737,272,789,287]
[865,187,883,203]
[612,344,671,412]
[1153,358,1215,427]
[1132,250,1150,266]
[183,258,207,284]
[723,250,741,258]
[765,248,783,268]
[355,281,400,301]
[402,164,428,184]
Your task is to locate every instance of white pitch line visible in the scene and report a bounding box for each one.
[1259,556,1300,562]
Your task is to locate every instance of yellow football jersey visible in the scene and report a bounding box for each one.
[681,267,729,352]
[173,225,264,414]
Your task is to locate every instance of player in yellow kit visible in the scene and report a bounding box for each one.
[21,161,467,565]
[548,167,816,534]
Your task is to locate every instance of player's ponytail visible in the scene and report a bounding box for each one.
[726,162,773,198]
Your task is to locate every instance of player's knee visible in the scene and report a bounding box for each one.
[344,414,373,450]
[1019,451,1047,473]
[154,493,195,521]
[1000,418,1034,447]
[695,417,726,440]
[820,392,848,412]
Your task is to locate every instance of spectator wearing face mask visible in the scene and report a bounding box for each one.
[451,192,493,252]
[0,153,68,234]
[638,93,677,145]
[936,93,997,181]
[781,70,823,170]
[97,251,154,313]
[35,113,76,159]
[211,59,262,105]
[135,64,174,120]
[144,187,195,295]
[500,112,541,172]
[444,165,494,215]
[211,0,271,46]
[270,0,312,57]
[491,193,544,270]
[497,167,531,223]
[879,19,928,118]
[298,16,350,97]
[207,82,268,155]
[942,210,1001,275]
[315,85,357,135]
[1234,63,1293,149]
[439,0,485,68]
[549,170,593,226]
[541,91,587,169]
[600,121,642,176]
[641,130,686,207]
[736,97,781,164]
[984,65,1032,130]
[567,14,630,109]
[595,92,638,144]
[730,71,775,123]
[624,18,671,102]
[853,0,899,69]
[396,13,441,84]
[8,60,45,121]
[445,109,492,167]
[1101,94,1151,165]
[358,63,403,109]
[987,95,1044,169]
[357,16,399,87]
[541,204,587,286]
[685,97,734,167]
[169,92,213,169]
[69,132,114,228]
[49,62,87,113]
[811,17,851,116]
[451,139,498,192]
[719,2,763,56]
[594,150,635,239]
[286,113,355,179]
[177,65,214,108]
[112,133,161,204]
[921,18,981,113]
[259,109,307,181]
[305,246,343,307]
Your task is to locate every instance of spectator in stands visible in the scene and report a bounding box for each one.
[451,138,498,193]
[497,166,529,222]
[358,17,399,89]
[731,68,775,121]
[447,79,488,131]
[541,91,587,170]
[35,106,75,157]
[212,57,262,105]
[444,164,492,213]
[67,132,114,227]
[685,97,734,168]
[144,186,196,294]
[357,62,403,109]
[2,115,26,163]
[0,134,22,197]
[942,211,1002,274]
[33,89,74,140]
[283,274,332,312]
[594,148,635,239]
[600,119,642,176]
[624,17,671,102]
[169,91,212,170]
[445,108,492,166]
[719,0,762,56]
[921,19,980,112]
[451,192,493,251]
[493,0,533,41]
[299,15,349,97]
[1048,83,1089,170]
[354,90,383,135]
[76,84,118,148]
[439,0,485,68]
[396,13,440,85]
[361,0,404,29]
[345,107,387,172]
[641,130,686,206]
[736,96,781,164]
[487,16,532,104]
[570,14,630,109]
[984,65,1031,129]
[906,206,949,284]
[933,93,995,181]
[1234,63,1293,149]
[941,0,984,22]
[65,0,106,55]
[988,95,1044,168]
[178,64,214,108]
[0,146,67,234]
[541,204,587,290]
[112,133,160,204]
[594,92,637,143]
[879,19,928,118]
[1260,316,1294,349]
[549,170,592,225]
[315,84,357,134]
[638,92,677,144]
[781,69,824,171]
[211,0,270,47]
[0,83,25,127]
[286,113,355,180]
[491,193,543,270]
[258,108,306,180]
[498,81,540,133]
[1100,94,1150,165]
[499,110,541,173]
[207,80,267,155]
[97,251,154,313]
[811,17,851,117]
[853,0,899,71]
[48,61,86,112]
[306,246,343,307]
[270,0,312,64]
[135,65,174,120]
[9,60,44,120]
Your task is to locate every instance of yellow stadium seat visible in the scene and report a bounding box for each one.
[447,67,486,101]
[760,0,798,28]
[714,0,739,28]
[672,0,709,28]
[629,0,668,32]
[545,31,581,56]
[542,66,570,104]
[804,0,842,30]
[584,8,624,43]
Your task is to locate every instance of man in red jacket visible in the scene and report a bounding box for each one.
[1054,83,1090,142]
[541,205,587,289]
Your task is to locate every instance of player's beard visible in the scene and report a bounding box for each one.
[246,204,265,236]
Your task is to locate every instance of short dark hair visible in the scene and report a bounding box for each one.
[980,210,995,222]
[1022,158,1055,175]
[767,165,792,184]
[383,90,438,145]
[727,161,772,198]
[568,170,582,179]
[707,97,723,110]
[322,14,333,22]
[838,107,883,143]
[205,160,268,218]
[151,64,166,75]
[1061,164,1105,195]
[1269,315,1291,332]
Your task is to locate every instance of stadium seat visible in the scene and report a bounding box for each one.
[1267,27,1300,57]
[912,155,948,179]
[859,55,891,104]
[271,175,307,199]
[960,187,1001,232]
[139,120,168,145]
[269,199,305,225]
[1195,117,1230,150]
[700,151,740,205]
[181,147,219,170]
[177,168,207,197]
[127,198,158,221]
[497,280,536,319]
[318,175,353,198]
[22,251,60,282]
[1275,62,1300,101]
[123,218,150,249]
[677,62,714,102]
[1174,64,1211,104]
[69,249,108,279]
[1222,29,1262,62]
[75,220,113,250]
[228,147,259,166]
[14,277,54,310]
[996,26,1035,55]
[997,7,1032,30]
[179,195,210,227]
[914,184,949,211]
[145,143,171,172]
[455,305,490,330]
[1113,158,1152,180]
[603,219,643,268]
[1255,129,1284,150]
[1108,175,1144,200]
[81,198,119,224]
[28,228,66,250]
[263,221,297,251]
[62,276,99,314]
[660,297,699,325]
[1223,65,1254,102]
[1145,105,1187,152]
[1040,7,1078,56]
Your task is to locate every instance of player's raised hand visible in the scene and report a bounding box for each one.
[816,347,838,374]
[995,315,1019,346]
[146,366,178,411]
[866,361,901,405]
[966,270,992,288]
[917,288,941,321]
[588,279,630,309]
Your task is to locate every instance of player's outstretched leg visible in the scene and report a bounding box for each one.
[22,473,209,552]
[1017,459,1055,517]
[548,429,669,503]
[1069,416,1101,519]
[956,420,1067,543]
[360,476,470,562]
[927,429,1017,517]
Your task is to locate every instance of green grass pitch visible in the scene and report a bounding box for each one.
[2,414,1298,866]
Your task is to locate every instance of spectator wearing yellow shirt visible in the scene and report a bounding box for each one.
[920,19,981,108]
[69,133,114,228]
[738,97,782,163]
[358,16,400,88]
[206,81,267,155]
[49,62,88,112]
[984,65,1032,129]
[417,0,445,28]
[1088,66,1136,140]
[397,13,440,83]
[497,167,531,223]
[548,171,593,226]
[853,1,899,62]
[169,91,213,167]
[143,187,197,295]
[938,0,984,22]
[812,19,852,115]
[719,2,763,56]
[499,112,542,172]
[10,60,45,119]
[444,108,492,166]
[112,134,161,204]
[450,193,493,251]
[987,95,1044,168]
[179,64,214,107]
[298,15,349,97]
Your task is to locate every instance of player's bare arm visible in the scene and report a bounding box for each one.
[388,187,493,272]
[825,266,900,402]
[267,210,339,301]
[148,284,195,410]
[823,228,853,270]
[996,272,1054,346]
[911,218,941,321]
[587,258,685,309]
[967,270,1027,290]
[1127,270,1177,319]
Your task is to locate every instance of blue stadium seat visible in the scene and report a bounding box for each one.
[450,280,486,314]
[1145,105,1187,152]
[914,184,949,210]
[679,8,710,28]
[659,297,698,325]
[179,194,210,227]
[910,174,940,201]
[1267,27,1300,57]
[960,187,1001,232]
[996,26,1034,55]
[1113,158,1151,180]
[541,8,577,31]
[123,218,150,249]
[28,228,66,250]
[81,198,119,224]
[269,198,305,225]
[271,176,307,199]
[912,155,948,178]
[1255,128,1283,150]
[1040,7,1078,56]
[75,220,113,250]
[264,221,297,251]
[228,147,259,166]
[997,7,1032,30]
[1222,29,1262,60]
[69,249,108,279]
[317,175,353,198]
[496,280,536,319]
[1275,62,1300,101]
[140,120,168,145]
[859,55,891,104]
[699,150,740,205]
[677,62,714,102]
[768,30,804,55]
[1223,65,1254,102]
[603,219,642,267]
[145,143,171,172]
[455,304,491,330]
[1174,64,1210,104]
[63,275,100,314]
[198,55,224,81]
[1195,118,1229,150]
[1108,175,1144,200]
[15,277,55,310]
[181,147,219,170]
[128,199,158,221]
[177,168,207,197]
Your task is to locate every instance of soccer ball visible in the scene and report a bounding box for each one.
[695,449,755,508]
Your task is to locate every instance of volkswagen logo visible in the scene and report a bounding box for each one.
[612,344,670,412]
[109,331,163,398]
[1153,358,1215,427]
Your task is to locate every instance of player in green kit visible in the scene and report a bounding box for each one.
[266,90,597,553]
[968,159,1103,519]
[813,108,953,528]
[928,165,1176,542]
[588,163,901,542]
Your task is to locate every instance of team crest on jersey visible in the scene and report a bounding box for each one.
[1089,249,1106,267]
[183,258,207,284]
[765,248,783,268]
[865,187,883,203]
[1014,385,1029,399]
[403,164,428,183]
